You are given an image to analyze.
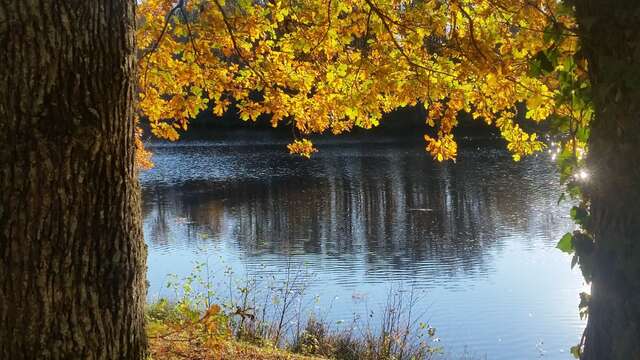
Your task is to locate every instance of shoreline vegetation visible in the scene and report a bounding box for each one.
[146,259,441,360]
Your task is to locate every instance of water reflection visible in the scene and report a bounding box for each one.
[143,143,562,278]
[141,139,584,359]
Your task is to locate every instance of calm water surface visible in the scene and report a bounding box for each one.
[141,135,586,359]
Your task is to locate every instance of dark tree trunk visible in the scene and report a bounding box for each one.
[575,1,640,359]
[0,0,146,359]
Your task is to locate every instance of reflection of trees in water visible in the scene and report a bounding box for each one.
[141,149,565,277]
[143,187,172,247]
[142,184,227,248]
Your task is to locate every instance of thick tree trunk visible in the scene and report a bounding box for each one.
[575,1,640,359]
[0,1,146,359]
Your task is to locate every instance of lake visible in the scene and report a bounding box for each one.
[140,133,586,359]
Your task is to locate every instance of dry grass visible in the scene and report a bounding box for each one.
[146,299,325,360]
[148,261,439,360]
[148,335,325,360]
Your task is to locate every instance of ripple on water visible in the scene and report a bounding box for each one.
[142,139,585,360]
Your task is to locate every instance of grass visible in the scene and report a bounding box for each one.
[146,259,441,359]
[146,299,324,359]
[145,288,439,360]
[149,334,323,360]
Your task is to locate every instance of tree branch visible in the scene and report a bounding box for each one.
[212,0,271,87]
[363,0,456,79]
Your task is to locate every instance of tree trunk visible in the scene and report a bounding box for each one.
[0,1,146,359]
[575,1,640,359]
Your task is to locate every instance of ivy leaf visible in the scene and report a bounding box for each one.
[557,232,574,253]
[570,206,589,226]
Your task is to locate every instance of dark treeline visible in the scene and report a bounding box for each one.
[140,104,544,142]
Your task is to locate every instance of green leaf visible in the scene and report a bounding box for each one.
[570,206,589,225]
[576,126,590,142]
[557,232,574,253]
[557,147,576,183]
[572,232,594,255]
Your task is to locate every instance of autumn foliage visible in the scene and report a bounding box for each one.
[136,0,587,162]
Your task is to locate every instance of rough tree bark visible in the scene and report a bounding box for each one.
[0,0,146,359]
[575,1,640,359]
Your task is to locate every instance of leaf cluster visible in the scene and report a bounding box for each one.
[137,0,580,161]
